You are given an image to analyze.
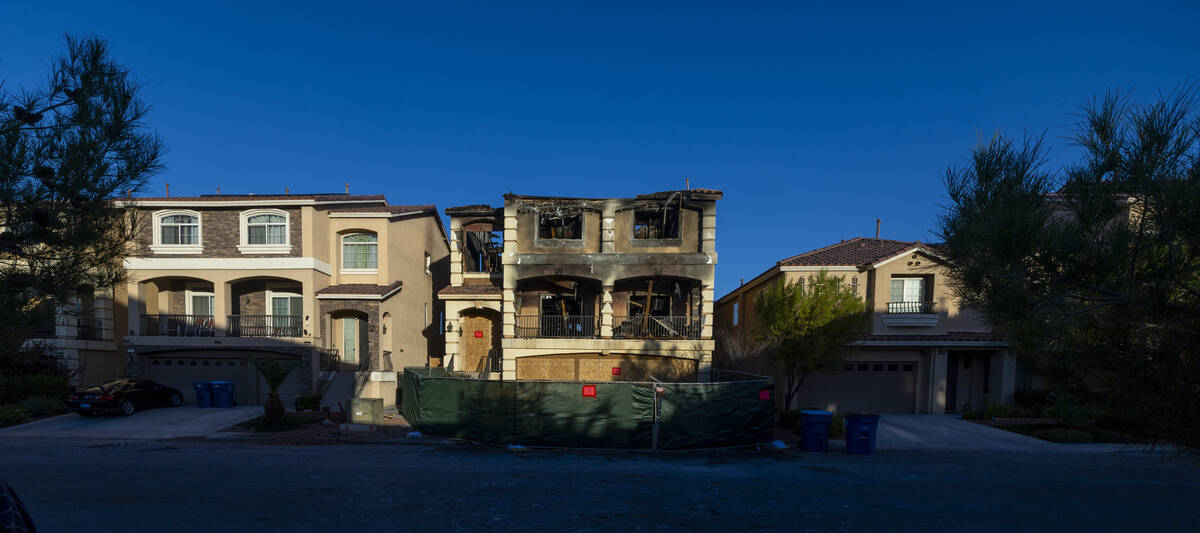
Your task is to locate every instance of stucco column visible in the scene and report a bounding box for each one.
[600,285,614,337]
[448,220,463,286]
[501,210,518,339]
[601,215,615,254]
[214,279,231,337]
[127,279,143,335]
[989,349,1016,406]
[700,203,717,256]
[930,348,948,414]
[700,285,715,339]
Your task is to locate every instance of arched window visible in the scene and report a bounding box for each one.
[239,209,290,253]
[152,210,202,254]
[342,233,378,271]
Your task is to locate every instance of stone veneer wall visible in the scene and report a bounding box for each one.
[318,300,381,370]
[133,207,303,258]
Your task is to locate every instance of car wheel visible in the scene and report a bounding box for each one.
[169,393,183,407]
[119,400,135,416]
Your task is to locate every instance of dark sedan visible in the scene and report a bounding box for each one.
[67,378,183,417]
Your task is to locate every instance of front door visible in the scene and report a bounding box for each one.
[342,317,358,364]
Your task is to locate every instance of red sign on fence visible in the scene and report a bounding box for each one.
[582,385,596,398]
[611,367,621,376]
[759,390,771,401]
[474,330,483,338]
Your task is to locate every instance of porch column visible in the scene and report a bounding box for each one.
[700,203,717,256]
[127,279,143,336]
[501,210,518,340]
[930,348,948,414]
[989,349,1017,406]
[600,285,614,338]
[213,280,231,337]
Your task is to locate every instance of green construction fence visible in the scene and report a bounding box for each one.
[400,367,774,449]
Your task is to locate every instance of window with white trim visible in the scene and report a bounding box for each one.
[152,210,203,254]
[342,233,378,271]
[238,209,290,253]
[185,285,215,316]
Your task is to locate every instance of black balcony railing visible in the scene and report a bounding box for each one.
[77,318,102,340]
[140,314,215,336]
[886,301,936,314]
[515,315,598,338]
[613,315,702,339]
[317,348,341,371]
[228,315,303,338]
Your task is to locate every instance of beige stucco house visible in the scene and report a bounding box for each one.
[715,237,1015,414]
[119,193,448,408]
[22,285,127,386]
[439,189,721,382]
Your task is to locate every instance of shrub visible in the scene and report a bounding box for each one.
[20,395,67,418]
[961,410,985,420]
[294,395,322,412]
[1032,428,1095,443]
[0,374,69,404]
[829,413,845,439]
[984,404,1012,418]
[1045,401,1098,427]
[1014,389,1053,408]
[779,409,803,430]
[0,405,26,427]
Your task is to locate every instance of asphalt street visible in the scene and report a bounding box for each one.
[0,437,1195,532]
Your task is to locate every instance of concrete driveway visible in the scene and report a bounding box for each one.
[0,406,261,440]
[874,414,1127,452]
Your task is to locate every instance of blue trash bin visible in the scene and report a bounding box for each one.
[799,410,833,452]
[193,382,213,408]
[209,381,236,408]
[845,414,880,454]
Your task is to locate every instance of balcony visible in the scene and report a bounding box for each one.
[613,315,701,339]
[228,315,303,338]
[140,314,215,337]
[883,301,939,327]
[515,315,598,338]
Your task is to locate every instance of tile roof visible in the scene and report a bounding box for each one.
[445,204,499,216]
[132,194,387,202]
[779,237,926,267]
[323,204,437,215]
[438,284,502,295]
[860,331,1007,343]
[316,281,403,297]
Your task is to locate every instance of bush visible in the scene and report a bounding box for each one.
[0,405,26,427]
[1014,389,1053,408]
[20,395,67,418]
[293,395,322,412]
[0,374,69,404]
[983,404,1012,418]
[779,409,803,430]
[1032,428,1095,443]
[1045,401,1098,427]
[961,410,985,420]
[829,413,845,439]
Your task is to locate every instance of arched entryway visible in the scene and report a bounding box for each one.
[458,309,501,373]
[329,310,369,367]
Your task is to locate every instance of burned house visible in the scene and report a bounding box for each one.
[439,189,721,382]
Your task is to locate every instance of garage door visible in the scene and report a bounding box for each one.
[147,351,304,406]
[795,361,917,413]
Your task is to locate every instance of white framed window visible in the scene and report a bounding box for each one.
[238,209,291,254]
[890,277,925,303]
[151,210,203,254]
[185,285,215,316]
[341,232,378,273]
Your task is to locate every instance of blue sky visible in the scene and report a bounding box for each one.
[1,1,1195,295]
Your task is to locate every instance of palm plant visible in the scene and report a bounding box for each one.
[249,356,300,419]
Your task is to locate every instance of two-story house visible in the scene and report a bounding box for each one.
[438,189,721,382]
[714,237,1014,414]
[21,286,126,386]
[120,193,448,408]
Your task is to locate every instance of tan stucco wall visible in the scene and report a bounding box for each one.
[868,251,989,335]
